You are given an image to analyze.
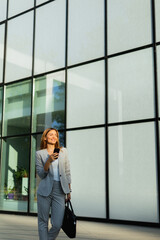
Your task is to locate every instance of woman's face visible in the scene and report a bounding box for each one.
[45,130,58,145]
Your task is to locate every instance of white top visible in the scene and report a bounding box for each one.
[51,158,60,181]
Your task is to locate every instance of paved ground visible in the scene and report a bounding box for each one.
[0,214,160,240]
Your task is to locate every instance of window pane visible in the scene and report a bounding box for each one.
[30,132,65,213]
[0,136,30,212]
[0,24,5,83]
[68,0,104,65]
[67,128,106,218]
[0,0,7,22]
[108,49,154,123]
[33,71,65,133]
[108,0,152,54]
[5,12,33,82]
[0,87,3,136]
[8,0,33,17]
[109,122,158,222]
[3,81,31,136]
[67,61,105,128]
[34,0,66,74]
[155,0,160,42]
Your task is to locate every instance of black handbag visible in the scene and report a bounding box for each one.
[62,200,77,238]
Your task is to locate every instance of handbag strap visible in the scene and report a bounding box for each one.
[66,200,74,214]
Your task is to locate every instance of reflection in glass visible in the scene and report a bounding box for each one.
[8,0,33,17]
[67,61,105,128]
[108,0,152,54]
[109,122,158,222]
[3,80,31,136]
[67,128,106,218]
[5,12,33,82]
[0,24,5,83]
[108,49,154,123]
[0,136,30,212]
[30,132,65,213]
[0,88,3,135]
[32,71,65,133]
[0,0,7,22]
[68,0,104,65]
[34,0,66,74]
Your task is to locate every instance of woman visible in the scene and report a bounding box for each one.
[36,128,71,240]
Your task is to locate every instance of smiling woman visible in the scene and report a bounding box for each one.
[36,128,71,240]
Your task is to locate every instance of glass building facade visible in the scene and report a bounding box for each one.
[0,0,160,225]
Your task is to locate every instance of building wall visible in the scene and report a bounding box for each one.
[0,0,160,224]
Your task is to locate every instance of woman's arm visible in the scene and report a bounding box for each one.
[36,152,49,179]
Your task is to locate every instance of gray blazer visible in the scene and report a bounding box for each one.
[36,147,71,196]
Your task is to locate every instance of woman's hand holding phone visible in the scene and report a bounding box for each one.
[49,148,60,163]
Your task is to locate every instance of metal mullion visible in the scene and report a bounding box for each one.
[66,124,105,132]
[7,8,35,21]
[151,0,160,224]
[108,44,153,59]
[105,0,109,221]
[4,77,32,86]
[33,67,66,80]
[27,0,36,215]
[108,118,156,127]
[67,57,105,70]
[64,0,69,147]
[36,0,56,9]
[0,0,9,148]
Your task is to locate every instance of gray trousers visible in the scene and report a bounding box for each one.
[37,181,65,240]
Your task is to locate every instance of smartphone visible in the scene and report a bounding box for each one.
[54,148,60,153]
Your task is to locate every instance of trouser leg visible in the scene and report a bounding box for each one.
[48,181,65,240]
[37,193,51,240]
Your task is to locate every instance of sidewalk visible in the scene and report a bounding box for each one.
[0,214,160,240]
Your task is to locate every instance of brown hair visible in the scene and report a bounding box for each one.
[40,128,61,150]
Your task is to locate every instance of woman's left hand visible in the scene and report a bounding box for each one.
[66,193,71,202]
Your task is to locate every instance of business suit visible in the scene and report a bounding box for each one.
[36,147,71,240]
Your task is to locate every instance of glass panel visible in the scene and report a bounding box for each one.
[108,0,152,54]
[0,0,7,22]
[109,122,158,222]
[8,0,33,17]
[0,136,30,212]
[155,0,160,42]
[34,0,66,74]
[67,61,105,128]
[5,12,33,82]
[108,48,154,123]
[30,132,65,213]
[67,128,106,218]
[3,80,31,136]
[0,24,5,83]
[33,71,65,133]
[68,0,104,65]
[0,87,3,136]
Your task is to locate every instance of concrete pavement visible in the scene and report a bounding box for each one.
[0,214,160,240]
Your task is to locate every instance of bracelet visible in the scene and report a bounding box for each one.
[70,189,72,192]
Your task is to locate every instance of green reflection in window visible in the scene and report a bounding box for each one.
[32,71,65,133]
[0,87,3,136]
[3,80,31,136]
[0,136,30,212]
